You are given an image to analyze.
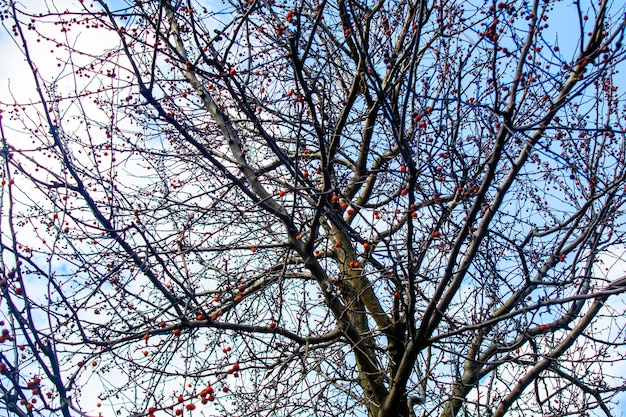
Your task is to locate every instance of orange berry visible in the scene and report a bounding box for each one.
[363,242,370,250]
[331,195,339,202]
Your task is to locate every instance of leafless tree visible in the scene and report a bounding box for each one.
[2,0,626,416]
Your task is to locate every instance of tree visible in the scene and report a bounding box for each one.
[1,0,626,415]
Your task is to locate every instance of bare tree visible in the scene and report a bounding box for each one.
[1,0,626,416]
